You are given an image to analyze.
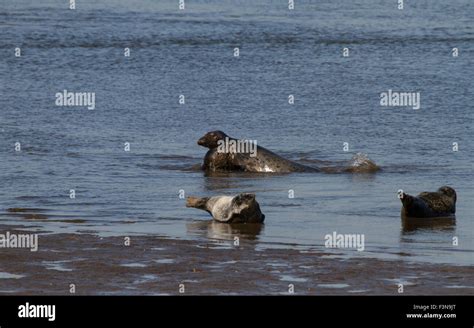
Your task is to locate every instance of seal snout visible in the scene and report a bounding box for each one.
[186,196,208,210]
[197,130,229,149]
[197,137,206,146]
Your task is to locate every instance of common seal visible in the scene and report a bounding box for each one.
[186,193,265,223]
[197,131,319,173]
[399,186,456,218]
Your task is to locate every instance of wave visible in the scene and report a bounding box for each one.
[5,34,473,50]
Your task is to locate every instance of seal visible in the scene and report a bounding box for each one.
[186,193,265,223]
[197,131,319,173]
[344,153,380,173]
[399,186,456,218]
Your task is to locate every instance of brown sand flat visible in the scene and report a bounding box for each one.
[0,225,472,295]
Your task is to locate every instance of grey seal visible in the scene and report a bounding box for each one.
[186,193,265,223]
[197,131,379,173]
[197,131,319,173]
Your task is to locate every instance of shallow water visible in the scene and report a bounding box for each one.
[1,0,473,269]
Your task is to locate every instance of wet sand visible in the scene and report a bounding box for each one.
[0,224,472,295]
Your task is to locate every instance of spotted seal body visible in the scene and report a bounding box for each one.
[198,131,319,173]
[186,193,265,223]
[399,186,456,218]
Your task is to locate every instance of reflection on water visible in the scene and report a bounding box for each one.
[202,172,275,191]
[346,172,378,183]
[203,176,242,191]
[186,220,264,241]
[401,215,456,233]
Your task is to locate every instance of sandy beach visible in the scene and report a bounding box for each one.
[0,224,472,295]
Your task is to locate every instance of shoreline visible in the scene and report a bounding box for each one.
[0,225,472,295]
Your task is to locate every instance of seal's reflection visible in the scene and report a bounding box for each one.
[203,172,281,191]
[186,220,264,241]
[346,172,377,183]
[401,214,456,233]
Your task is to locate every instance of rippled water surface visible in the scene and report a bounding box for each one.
[1,0,473,266]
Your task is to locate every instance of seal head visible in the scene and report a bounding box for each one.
[197,131,229,149]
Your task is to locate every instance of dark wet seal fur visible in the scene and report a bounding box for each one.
[198,131,319,173]
[197,130,379,173]
[399,186,456,218]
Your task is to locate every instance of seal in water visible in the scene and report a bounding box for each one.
[197,131,379,173]
[344,153,380,173]
[186,193,265,223]
[197,131,319,173]
[399,186,456,218]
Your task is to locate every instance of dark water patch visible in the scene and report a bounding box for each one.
[19,213,49,220]
[369,163,450,174]
[401,216,456,233]
[156,164,201,171]
[8,30,474,50]
[316,36,474,46]
[65,152,82,158]
[76,230,101,234]
[299,158,334,165]
[137,155,201,171]
[156,154,200,160]
[13,196,56,203]
[267,203,302,208]
[395,252,412,257]
[203,171,290,178]
[65,202,113,206]
[49,219,88,224]
[6,207,48,213]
